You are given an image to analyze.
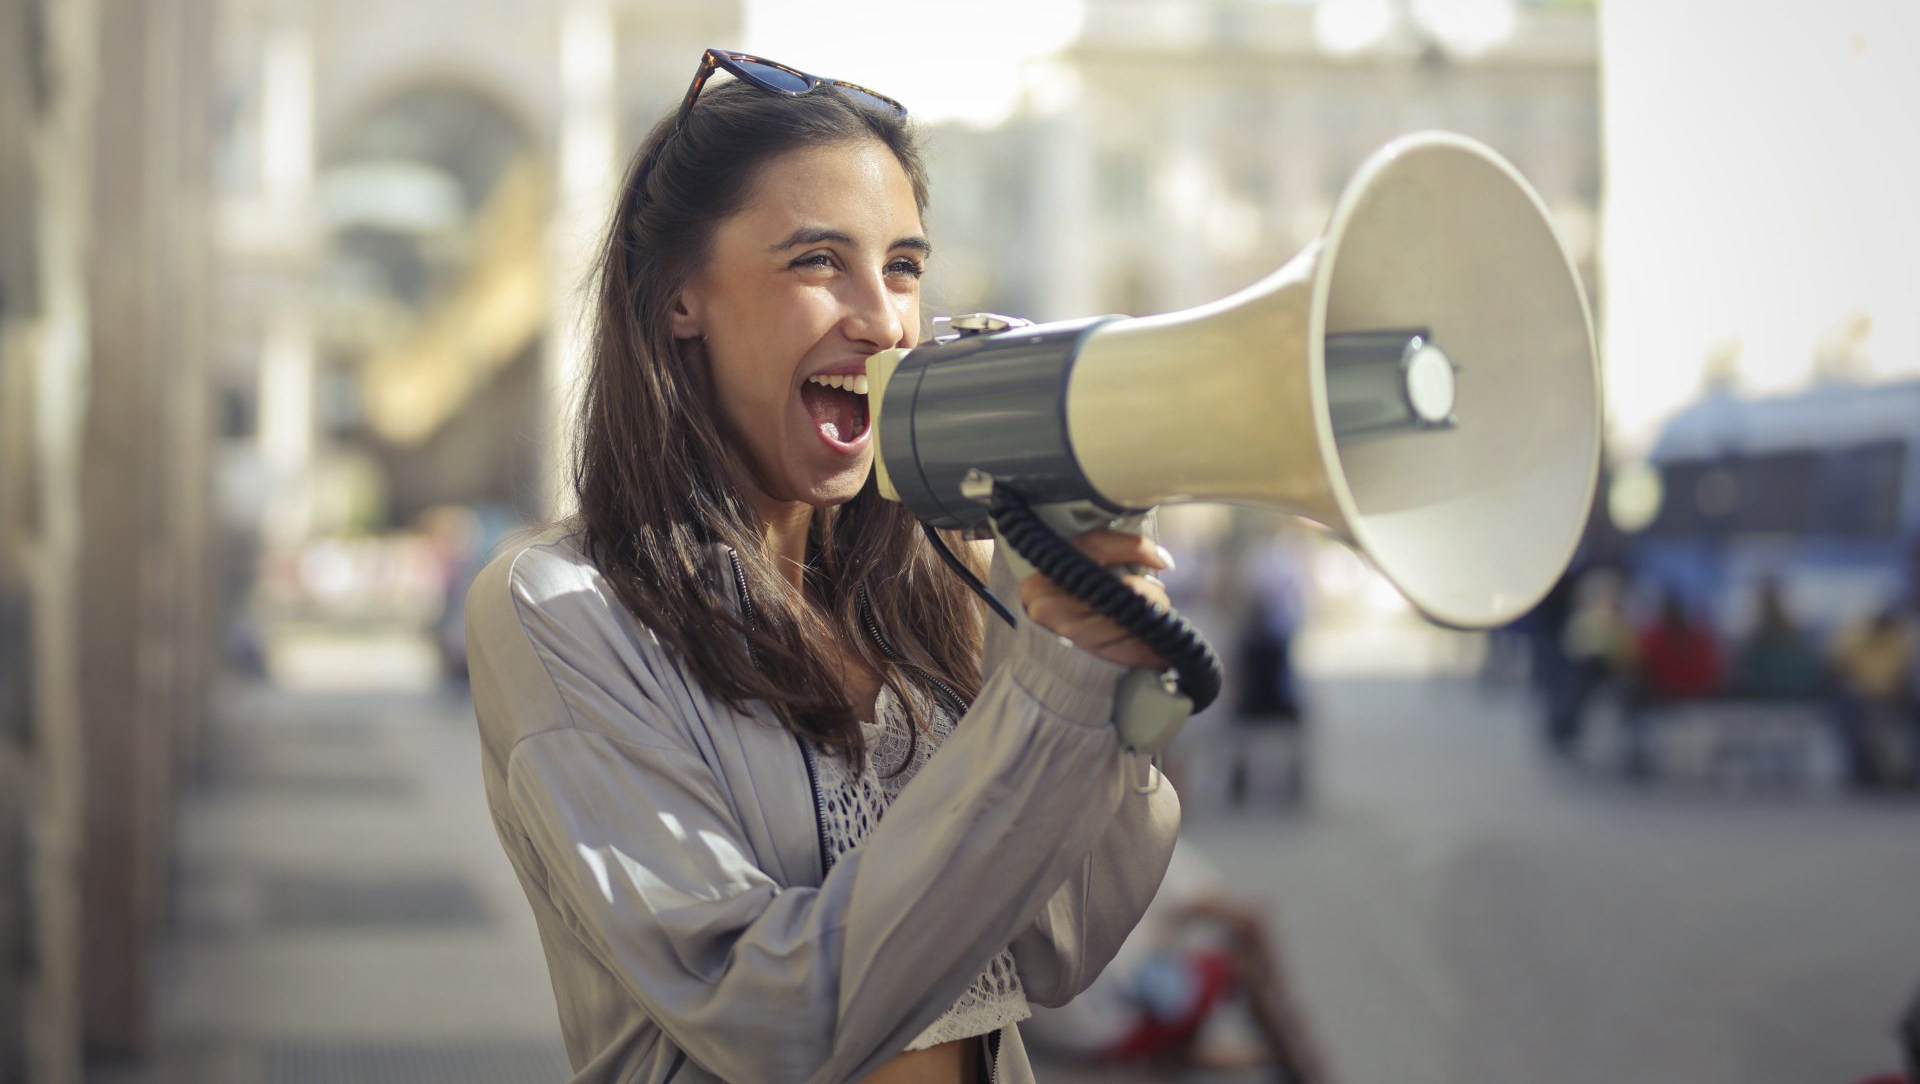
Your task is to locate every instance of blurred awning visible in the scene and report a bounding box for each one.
[357,157,547,447]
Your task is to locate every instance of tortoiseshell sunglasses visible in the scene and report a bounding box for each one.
[674,48,908,133]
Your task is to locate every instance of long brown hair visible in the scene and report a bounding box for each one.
[571,79,983,769]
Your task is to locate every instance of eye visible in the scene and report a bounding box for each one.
[885,257,925,280]
[791,249,844,274]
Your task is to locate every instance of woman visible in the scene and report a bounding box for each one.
[466,49,1181,1083]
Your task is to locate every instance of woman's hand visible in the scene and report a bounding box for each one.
[1019,530,1174,669]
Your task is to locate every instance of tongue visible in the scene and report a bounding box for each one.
[799,382,867,444]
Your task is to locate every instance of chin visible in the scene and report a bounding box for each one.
[797,459,873,509]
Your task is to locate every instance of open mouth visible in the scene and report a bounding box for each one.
[801,374,870,446]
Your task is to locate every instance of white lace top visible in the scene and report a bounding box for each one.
[812,682,1032,1051]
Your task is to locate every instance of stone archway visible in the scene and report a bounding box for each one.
[313,84,549,528]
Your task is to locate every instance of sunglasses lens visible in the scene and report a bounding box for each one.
[835,86,905,116]
[735,59,810,93]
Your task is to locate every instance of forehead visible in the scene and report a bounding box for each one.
[725,139,923,245]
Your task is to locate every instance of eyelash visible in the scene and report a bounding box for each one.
[790,253,925,280]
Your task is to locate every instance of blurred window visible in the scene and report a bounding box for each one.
[1729,450,1815,535]
[1814,440,1904,538]
[1649,441,1906,540]
[1647,458,1714,538]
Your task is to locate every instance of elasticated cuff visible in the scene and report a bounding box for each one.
[999,615,1128,727]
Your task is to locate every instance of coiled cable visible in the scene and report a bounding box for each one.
[987,482,1223,711]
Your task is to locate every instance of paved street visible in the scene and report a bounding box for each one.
[97,627,1920,1084]
[1191,681,1919,1084]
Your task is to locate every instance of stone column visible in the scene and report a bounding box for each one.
[541,0,619,520]
[3,0,106,1077]
[75,0,215,1060]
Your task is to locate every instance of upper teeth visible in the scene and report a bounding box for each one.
[807,374,870,395]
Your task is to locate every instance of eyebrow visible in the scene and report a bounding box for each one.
[769,226,933,258]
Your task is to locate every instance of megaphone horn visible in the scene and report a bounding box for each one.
[868,131,1601,635]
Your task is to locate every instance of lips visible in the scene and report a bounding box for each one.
[805,358,870,380]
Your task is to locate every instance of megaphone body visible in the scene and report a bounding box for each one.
[868,131,1600,636]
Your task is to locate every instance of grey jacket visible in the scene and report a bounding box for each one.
[467,526,1181,1083]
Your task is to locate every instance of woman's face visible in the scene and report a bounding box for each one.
[675,138,926,514]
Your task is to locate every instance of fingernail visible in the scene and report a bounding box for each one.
[1155,545,1177,572]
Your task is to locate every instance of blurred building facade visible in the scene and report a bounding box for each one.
[2,0,219,1078]
[925,0,1598,324]
[2,1,742,1079]
[211,0,741,552]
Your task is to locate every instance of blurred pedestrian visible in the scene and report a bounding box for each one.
[1852,980,1920,1084]
[1023,842,1337,1084]
[1904,982,1920,1083]
[1828,606,1917,788]
[1901,981,1920,1084]
[1730,578,1822,699]
[1226,541,1309,805]
[1548,566,1636,754]
[1620,588,1724,777]
[1527,566,1579,701]
[418,504,485,683]
[1635,588,1724,702]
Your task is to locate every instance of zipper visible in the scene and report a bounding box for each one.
[985,1028,1000,1084]
[725,545,833,877]
[724,545,761,670]
[858,584,972,720]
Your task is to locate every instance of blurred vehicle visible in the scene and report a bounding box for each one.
[1577,380,1920,787]
[1625,378,1920,638]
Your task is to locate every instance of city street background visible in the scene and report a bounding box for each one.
[86,623,1920,1083]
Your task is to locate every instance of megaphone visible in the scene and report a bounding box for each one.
[866,131,1600,747]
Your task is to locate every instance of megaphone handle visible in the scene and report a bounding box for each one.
[985,487,1223,754]
[990,502,1146,583]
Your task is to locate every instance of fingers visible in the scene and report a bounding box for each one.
[1021,572,1170,621]
[1068,529,1174,572]
[1020,531,1178,666]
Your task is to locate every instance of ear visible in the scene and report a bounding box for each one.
[669,290,703,339]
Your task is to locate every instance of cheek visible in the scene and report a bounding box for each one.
[709,342,790,435]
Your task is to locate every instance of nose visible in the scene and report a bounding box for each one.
[840,267,907,350]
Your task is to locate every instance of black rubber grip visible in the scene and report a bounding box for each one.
[987,483,1223,712]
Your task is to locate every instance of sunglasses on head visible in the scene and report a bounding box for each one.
[675,48,908,133]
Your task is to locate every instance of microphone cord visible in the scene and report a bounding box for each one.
[920,521,1019,629]
[986,482,1223,712]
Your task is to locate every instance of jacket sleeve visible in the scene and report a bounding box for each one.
[472,544,1161,1084]
[978,545,1183,1007]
